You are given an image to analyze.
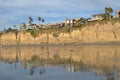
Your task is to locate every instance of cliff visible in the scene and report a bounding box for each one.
[1,22,120,45]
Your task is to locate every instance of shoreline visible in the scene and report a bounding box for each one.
[1,42,120,47]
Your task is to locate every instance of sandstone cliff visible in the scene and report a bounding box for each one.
[1,22,120,45]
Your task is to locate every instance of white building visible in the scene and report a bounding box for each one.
[116,10,120,18]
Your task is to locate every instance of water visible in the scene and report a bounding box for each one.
[0,45,119,80]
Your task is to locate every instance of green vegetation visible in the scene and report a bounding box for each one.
[105,7,113,20]
[27,29,39,44]
[42,18,44,23]
[105,7,113,15]
[27,29,39,38]
[52,32,59,38]
[28,17,33,24]
[38,17,44,24]
[31,55,39,61]
[38,17,41,24]
[19,23,26,29]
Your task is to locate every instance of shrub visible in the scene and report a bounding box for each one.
[27,29,39,38]
[52,32,59,38]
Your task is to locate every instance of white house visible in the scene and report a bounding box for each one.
[116,10,120,18]
[88,13,108,21]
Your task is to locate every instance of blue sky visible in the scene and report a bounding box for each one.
[0,0,120,30]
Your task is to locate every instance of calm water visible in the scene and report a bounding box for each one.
[0,45,119,80]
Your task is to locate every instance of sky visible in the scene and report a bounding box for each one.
[0,0,120,30]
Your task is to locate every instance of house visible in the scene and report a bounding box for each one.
[29,24,38,29]
[19,23,39,30]
[38,24,45,28]
[64,18,88,27]
[64,19,71,26]
[88,13,109,21]
[116,10,120,18]
[60,22,65,27]
[65,18,78,26]
[81,19,88,24]
[46,22,65,29]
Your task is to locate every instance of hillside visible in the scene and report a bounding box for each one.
[1,22,120,45]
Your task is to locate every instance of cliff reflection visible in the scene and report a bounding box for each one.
[0,45,120,79]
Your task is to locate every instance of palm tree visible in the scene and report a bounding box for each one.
[4,28,6,31]
[38,17,41,25]
[42,18,44,23]
[14,25,16,29]
[69,19,71,26]
[19,23,26,29]
[109,8,113,19]
[30,68,34,75]
[105,7,113,20]
[23,23,26,29]
[72,19,75,27]
[108,7,113,15]
[105,7,109,13]
[29,17,33,24]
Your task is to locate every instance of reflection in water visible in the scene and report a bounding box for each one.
[0,45,120,80]
[107,73,115,80]
[30,68,34,76]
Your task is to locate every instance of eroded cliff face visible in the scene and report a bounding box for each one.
[1,22,120,45]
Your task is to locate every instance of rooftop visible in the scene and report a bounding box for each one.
[92,13,108,17]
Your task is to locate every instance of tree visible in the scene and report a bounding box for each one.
[14,25,16,29]
[23,23,26,29]
[29,17,33,24]
[105,7,113,14]
[19,23,26,29]
[105,7,109,13]
[108,7,113,15]
[4,28,6,31]
[69,19,71,26]
[38,17,41,24]
[42,18,44,23]
[105,7,113,20]
[30,68,34,75]
[7,27,12,32]
[72,19,75,27]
